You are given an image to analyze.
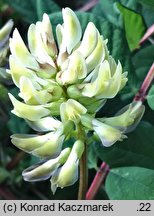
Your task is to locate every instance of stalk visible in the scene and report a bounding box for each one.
[76,123,88,200]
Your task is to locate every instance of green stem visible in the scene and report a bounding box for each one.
[76,123,88,200]
[78,143,88,199]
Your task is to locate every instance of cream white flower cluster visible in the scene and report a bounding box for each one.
[8,8,145,193]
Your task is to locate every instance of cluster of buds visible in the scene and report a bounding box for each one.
[8,8,145,193]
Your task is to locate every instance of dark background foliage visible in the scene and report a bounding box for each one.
[0,0,154,200]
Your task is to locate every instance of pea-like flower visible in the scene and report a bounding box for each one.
[8,8,144,193]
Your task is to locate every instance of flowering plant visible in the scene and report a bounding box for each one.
[8,7,145,197]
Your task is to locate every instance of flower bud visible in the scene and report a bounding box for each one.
[103,101,145,133]
[56,24,63,49]
[82,58,127,99]
[8,93,50,121]
[11,121,73,158]
[56,51,87,85]
[60,99,87,123]
[19,76,53,105]
[22,148,71,182]
[85,32,105,73]
[92,119,127,147]
[28,22,56,68]
[40,13,57,58]
[51,140,84,194]
[0,20,13,42]
[8,55,38,87]
[77,22,98,58]
[26,117,62,132]
[11,131,64,159]
[10,29,39,70]
[61,7,82,54]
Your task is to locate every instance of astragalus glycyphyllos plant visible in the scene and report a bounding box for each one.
[8,7,145,195]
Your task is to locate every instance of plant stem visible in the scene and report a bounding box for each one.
[78,143,88,199]
[0,184,17,200]
[76,123,88,200]
[78,0,99,12]
[134,63,154,102]
[6,151,25,170]
[86,162,109,200]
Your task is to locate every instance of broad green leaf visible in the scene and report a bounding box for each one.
[105,166,154,199]
[132,45,154,82]
[141,5,154,27]
[0,167,10,183]
[116,3,146,51]
[94,122,154,169]
[5,0,37,23]
[92,0,123,28]
[137,0,154,8]
[36,0,60,21]
[92,0,141,28]
[6,0,60,23]
[147,85,154,110]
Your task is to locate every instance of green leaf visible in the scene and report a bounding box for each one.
[36,0,60,21]
[137,0,154,8]
[7,113,30,134]
[141,5,154,27]
[94,122,154,169]
[147,85,154,110]
[92,0,141,28]
[116,3,146,51]
[5,0,38,23]
[0,167,10,183]
[88,143,98,170]
[132,45,154,82]
[105,166,154,199]
[5,0,60,23]
[92,0,122,28]
[0,83,8,102]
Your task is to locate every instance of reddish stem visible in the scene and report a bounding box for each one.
[6,151,25,170]
[86,162,109,200]
[134,63,154,102]
[78,0,99,12]
[140,24,154,44]
[0,185,17,200]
